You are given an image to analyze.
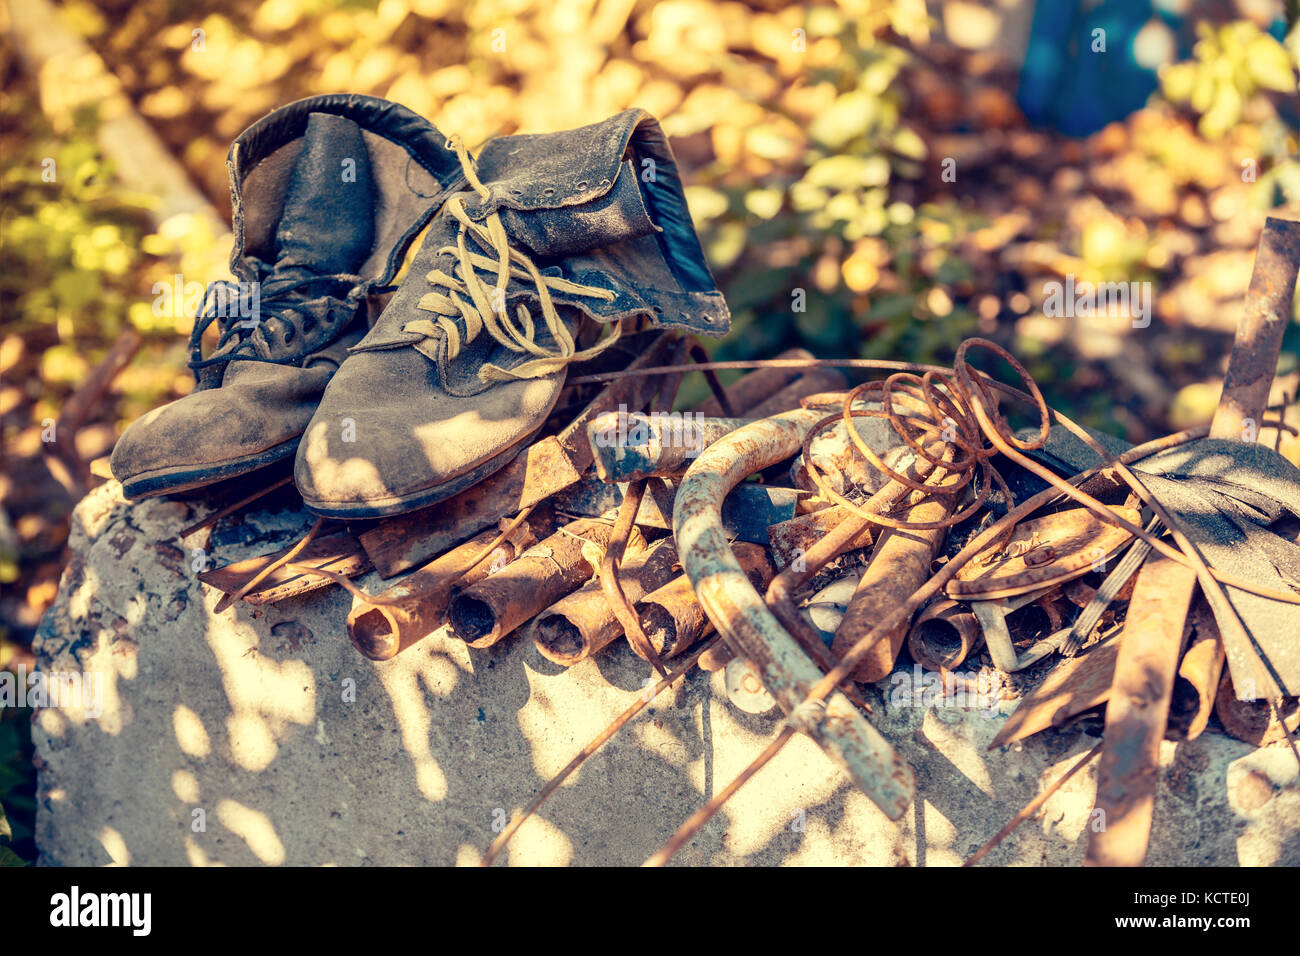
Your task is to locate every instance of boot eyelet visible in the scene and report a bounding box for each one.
[599,178,610,186]
[576,180,588,190]
[542,187,555,196]
[509,188,523,195]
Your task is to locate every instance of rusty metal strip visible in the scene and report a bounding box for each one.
[197,530,369,604]
[987,634,1120,749]
[358,331,681,577]
[1086,555,1193,867]
[673,408,915,819]
[1132,215,1299,704]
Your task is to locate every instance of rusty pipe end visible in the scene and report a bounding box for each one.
[531,613,589,667]
[347,605,402,661]
[907,599,982,672]
[447,593,501,648]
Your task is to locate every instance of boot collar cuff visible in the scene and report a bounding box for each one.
[460,109,653,218]
[230,94,465,191]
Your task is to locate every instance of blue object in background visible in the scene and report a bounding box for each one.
[1019,0,1178,136]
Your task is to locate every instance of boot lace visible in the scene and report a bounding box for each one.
[403,135,620,382]
[188,271,366,385]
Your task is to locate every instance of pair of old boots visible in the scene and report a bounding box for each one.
[112,94,728,518]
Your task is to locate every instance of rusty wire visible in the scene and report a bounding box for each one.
[480,634,720,867]
[213,516,327,613]
[964,741,1103,867]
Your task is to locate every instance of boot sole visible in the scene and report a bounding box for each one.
[119,438,300,500]
[299,432,537,520]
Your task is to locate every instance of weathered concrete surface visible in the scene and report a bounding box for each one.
[33,482,1300,866]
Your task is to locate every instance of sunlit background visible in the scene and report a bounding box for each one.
[1,0,1299,862]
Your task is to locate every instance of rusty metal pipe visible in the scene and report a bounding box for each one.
[673,408,915,820]
[907,600,983,672]
[347,517,545,660]
[532,539,680,666]
[832,450,957,682]
[633,542,773,661]
[447,519,643,649]
[588,413,753,482]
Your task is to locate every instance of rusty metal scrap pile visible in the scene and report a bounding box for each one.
[197,217,1300,867]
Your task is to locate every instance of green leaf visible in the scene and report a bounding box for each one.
[808,91,874,149]
[1246,34,1299,91]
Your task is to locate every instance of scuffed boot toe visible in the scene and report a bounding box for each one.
[295,353,563,518]
[110,376,305,499]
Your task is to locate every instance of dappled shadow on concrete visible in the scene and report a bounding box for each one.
[30,483,1299,866]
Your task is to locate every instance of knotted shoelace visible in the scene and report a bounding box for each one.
[404,135,621,383]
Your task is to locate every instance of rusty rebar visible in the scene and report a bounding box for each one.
[481,634,719,867]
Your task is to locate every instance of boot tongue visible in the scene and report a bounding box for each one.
[269,111,376,286]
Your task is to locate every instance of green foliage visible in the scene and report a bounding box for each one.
[0,705,34,866]
[0,110,154,343]
[695,7,976,368]
[1160,21,1300,206]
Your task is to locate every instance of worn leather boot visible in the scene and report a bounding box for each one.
[296,109,729,518]
[111,95,465,499]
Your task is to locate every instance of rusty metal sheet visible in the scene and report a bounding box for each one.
[988,636,1119,749]
[550,476,797,544]
[1086,555,1194,868]
[946,505,1140,601]
[766,506,873,570]
[358,331,681,577]
[673,407,915,820]
[197,530,370,604]
[1124,214,1300,704]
